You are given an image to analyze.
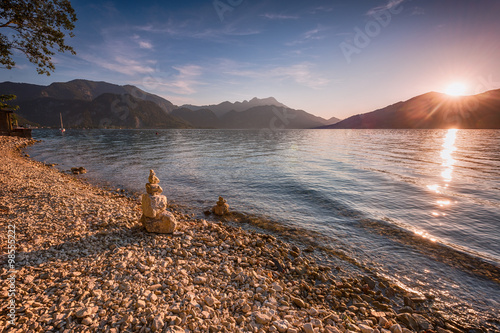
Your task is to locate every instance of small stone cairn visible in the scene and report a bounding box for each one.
[212,196,229,216]
[71,166,87,174]
[140,170,177,233]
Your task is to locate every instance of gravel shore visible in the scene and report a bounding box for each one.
[0,136,482,333]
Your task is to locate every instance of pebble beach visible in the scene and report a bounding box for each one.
[0,136,490,333]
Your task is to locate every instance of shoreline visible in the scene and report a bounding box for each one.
[0,136,493,332]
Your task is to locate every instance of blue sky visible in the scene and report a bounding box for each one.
[3,0,500,119]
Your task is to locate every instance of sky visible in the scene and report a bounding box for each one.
[2,0,500,119]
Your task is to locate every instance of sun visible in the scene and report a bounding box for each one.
[445,82,468,96]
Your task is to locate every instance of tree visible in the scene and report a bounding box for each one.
[0,94,18,111]
[0,0,77,75]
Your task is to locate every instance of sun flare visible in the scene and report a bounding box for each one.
[445,82,468,96]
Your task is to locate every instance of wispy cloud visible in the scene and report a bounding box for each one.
[191,27,261,41]
[143,64,204,95]
[80,54,155,76]
[136,21,261,43]
[131,34,154,49]
[221,61,329,89]
[139,41,153,49]
[270,63,330,88]
[261,13,299,20]
[309,6,335,14]
[286,26,328,46]
[366,0,404,16]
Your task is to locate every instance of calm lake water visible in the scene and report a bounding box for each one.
[27,129,500,327]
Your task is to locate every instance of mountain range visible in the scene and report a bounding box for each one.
[0,80,338,129]
[4,79,497,129]
[182,97,289,117]
[321,90,500,129]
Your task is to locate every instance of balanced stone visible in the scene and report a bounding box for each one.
[141,193,167,218]
[213,196,229,216]
[146,183,163,195]
[141,211,177,233]
[148,169,160,184]
[140,169,177,233]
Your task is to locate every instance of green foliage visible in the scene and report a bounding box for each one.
[0,94,18,111]
[0,0,77,75]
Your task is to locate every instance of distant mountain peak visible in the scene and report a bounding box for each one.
[181,96,289,117]
[1,79,341,130]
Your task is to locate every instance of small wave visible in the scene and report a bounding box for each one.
[358,217,500,284]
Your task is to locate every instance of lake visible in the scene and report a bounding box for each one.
[27,128,500,327]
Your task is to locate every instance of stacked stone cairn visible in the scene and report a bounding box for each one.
[212,196,229,216]
[140,169,177,233]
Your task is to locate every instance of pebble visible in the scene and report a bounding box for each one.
[0,137,481,333]
[255,312,272,325]
[81,317,93,326]
[273,319,289,332]
[360,323,374,333]
[390,324,403,333]
[303,322,315,333]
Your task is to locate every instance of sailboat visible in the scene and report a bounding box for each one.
[60,113,65,133]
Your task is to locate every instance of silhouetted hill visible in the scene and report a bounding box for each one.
[1,80,336,129]
[326,116,341,125]
[0,79,176,112]
[171,105,329,129]
[218,106,329,129]
[170,108,219,128]
[15,94,191,129]
[323,90,500,129]
[183,97,289,117]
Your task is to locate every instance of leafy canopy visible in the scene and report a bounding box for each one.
[0,0,77,75]
[0,94,19,111]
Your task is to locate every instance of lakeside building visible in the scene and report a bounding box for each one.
[0,110,32,138]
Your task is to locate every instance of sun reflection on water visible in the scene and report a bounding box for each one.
[422,129,459,241]
[414,229,438,242]
[441,129,458,182]
[427,129,458,193]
